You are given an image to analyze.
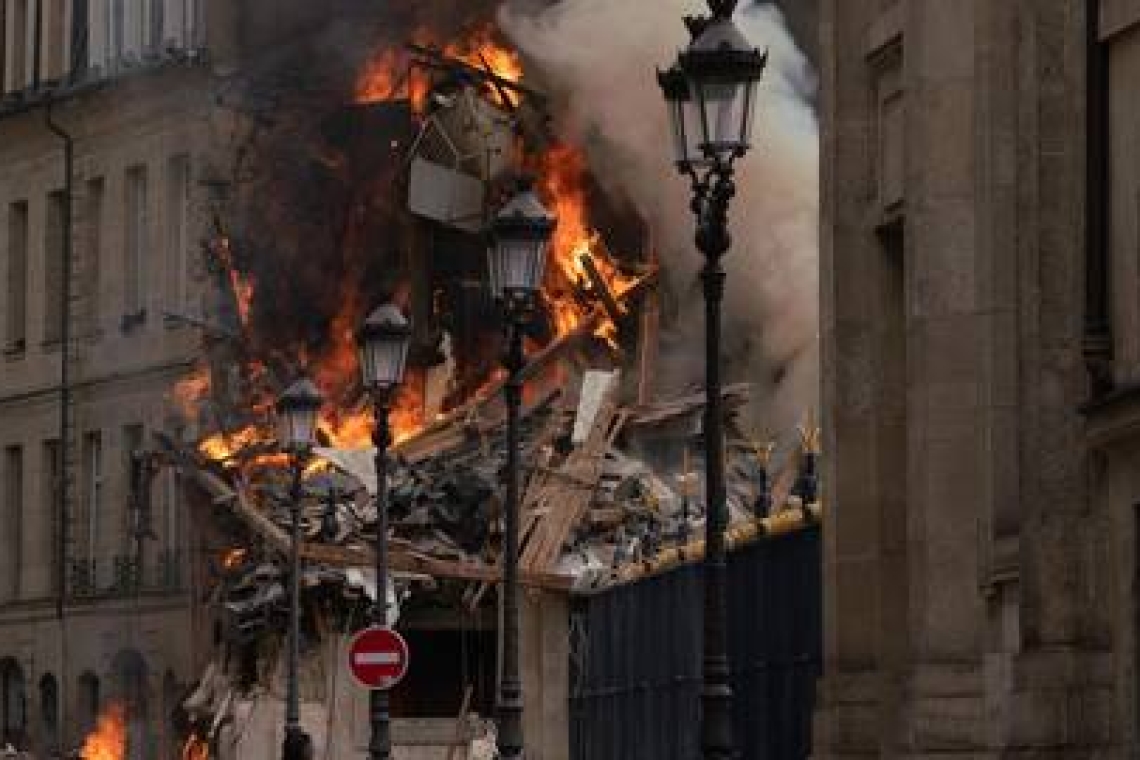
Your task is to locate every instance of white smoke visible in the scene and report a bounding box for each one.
[500,0,818,439]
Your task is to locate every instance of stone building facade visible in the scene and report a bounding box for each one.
[0,3,580,758]
[816,0,1140,755]
[0,1,220,755]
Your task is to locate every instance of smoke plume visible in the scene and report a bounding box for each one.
[499,0,819,438]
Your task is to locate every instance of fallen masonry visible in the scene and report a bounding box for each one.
[133,32,825,760]
[159,368,821,760]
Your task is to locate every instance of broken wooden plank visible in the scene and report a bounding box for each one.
[216,478,571,590]
[625,383,751,428]
[446,686,475,760]
[521,378,628,573]
[579,252,626,326]
[297,539,573,592]
[393,274,657,462]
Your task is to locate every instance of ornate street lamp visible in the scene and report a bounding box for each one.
[276,377,323,760]
[657,3,766,760]
[357,304,413,760]
[487,180,555,760]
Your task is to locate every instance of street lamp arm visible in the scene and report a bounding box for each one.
[690,164,736,262]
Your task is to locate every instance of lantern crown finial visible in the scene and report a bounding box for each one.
[708,0,737,19]
[361,303,411,338]
[494,185,554,228]
[276,377,323,412]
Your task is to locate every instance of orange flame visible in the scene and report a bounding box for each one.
[356,47,412,105]
[191,30,637,477]
[213,236,255,329]
[220,548,247,570]
[535,144,640,348]
[81,703,127,760]
[356,24,523,110]
[172,365,211,420]
[199,426,274,466]
[182,733,209,760]
[442,24,524,103]
[317,383,426,449]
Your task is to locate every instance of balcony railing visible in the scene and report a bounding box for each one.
[68,551,184,600]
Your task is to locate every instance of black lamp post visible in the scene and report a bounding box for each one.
[657,3,766,760]
[487,181,556,760]
[275,377,324,760]
[357,304,413,760]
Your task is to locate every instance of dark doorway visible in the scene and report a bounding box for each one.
[0,658,26,748]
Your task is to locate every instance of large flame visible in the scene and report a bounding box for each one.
[536,143,640,347]
[356,24,523,109]
[81,703,127,760]
[187,26,638,475]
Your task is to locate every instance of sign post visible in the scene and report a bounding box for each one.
[348,626,410,690]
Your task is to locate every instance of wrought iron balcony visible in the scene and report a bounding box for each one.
[68,551,185,600]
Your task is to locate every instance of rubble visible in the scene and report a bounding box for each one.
[153,25,825,760]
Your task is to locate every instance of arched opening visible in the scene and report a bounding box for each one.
[77,671,101,738]
[39,673,58,754]
[0,658,27,748]
[110,650,150,760]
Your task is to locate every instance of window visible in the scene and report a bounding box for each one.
[42,0,65,82]
[85,178,104,332]
[111,0,124,63]
[38,673,58,747]
[0,1,6,91]
[165,154,189,312]
[83,431,103,577]
[6,201,28,352]
[6,0,28,93]
[77,671,99,736]
[44,189,65,345]
[147,0,161,52]
[124,0,142,60]
[0,659,25,747]
[122,423,143,554]
[161,0,189,48]
[71,0,88,78]
[42,439,60,588]
[162,467,180,563]
[123,165,147,320]
[3,446,23,601]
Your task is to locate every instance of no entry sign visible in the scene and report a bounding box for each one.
[348,626,410,689]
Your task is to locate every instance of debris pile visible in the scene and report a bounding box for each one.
[152,19,823,760]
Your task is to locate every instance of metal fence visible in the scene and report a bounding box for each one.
[569,525,821,760]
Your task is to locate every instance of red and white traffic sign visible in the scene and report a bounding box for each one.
[348,626,410,690]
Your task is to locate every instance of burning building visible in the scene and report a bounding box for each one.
[0,1,819,758]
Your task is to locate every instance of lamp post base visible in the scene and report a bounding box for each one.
[282,725,313,760]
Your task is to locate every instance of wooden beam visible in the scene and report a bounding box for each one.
[298,539,572,592]
[579,252,626,327]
